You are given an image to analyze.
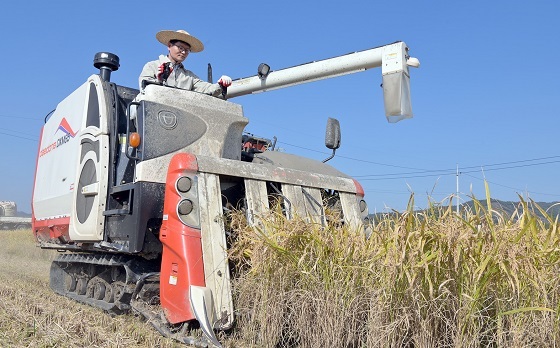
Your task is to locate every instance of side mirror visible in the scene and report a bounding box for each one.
[323,117,341,163]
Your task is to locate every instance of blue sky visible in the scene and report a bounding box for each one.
[1,1,559,214]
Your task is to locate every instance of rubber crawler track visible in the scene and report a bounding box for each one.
[50,253,209,347]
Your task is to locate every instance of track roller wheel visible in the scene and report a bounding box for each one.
[65,274,77,292]
[76,278,88,295]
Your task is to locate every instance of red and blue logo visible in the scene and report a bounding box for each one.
[56,118,77,137]
[39,117,79,157]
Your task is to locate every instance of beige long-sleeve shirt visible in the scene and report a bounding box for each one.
[139,55,223,97]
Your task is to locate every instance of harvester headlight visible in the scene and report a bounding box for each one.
[177,176,193,193]
[178,199,194,215]
[176,175,200,227]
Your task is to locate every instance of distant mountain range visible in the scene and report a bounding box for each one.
[456,199,560,218]
[370,200,560,221]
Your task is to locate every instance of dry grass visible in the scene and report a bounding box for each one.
[0,230,183,348]
[226,195,560,347]
[2,192,559,347]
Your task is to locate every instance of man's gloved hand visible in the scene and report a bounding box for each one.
[157,63,173,81]
[217,75,232,87]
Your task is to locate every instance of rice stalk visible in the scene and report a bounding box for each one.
[228,192,560,347]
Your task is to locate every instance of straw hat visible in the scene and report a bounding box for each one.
[156,30,204,53]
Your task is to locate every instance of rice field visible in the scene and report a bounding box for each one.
[226,194,560,347]
[1,193,559,347]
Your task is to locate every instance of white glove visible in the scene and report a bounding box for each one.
[217,75,232,87]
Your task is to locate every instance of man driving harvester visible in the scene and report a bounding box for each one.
[139,29,232,97]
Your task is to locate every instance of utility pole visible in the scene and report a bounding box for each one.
[456,164,460,214]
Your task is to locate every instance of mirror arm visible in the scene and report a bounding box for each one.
[322,149,336,163]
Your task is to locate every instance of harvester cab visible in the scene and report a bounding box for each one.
[32,41,419,347]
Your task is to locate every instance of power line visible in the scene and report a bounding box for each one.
[363,188,413,195]
[461,160,560,174]
[463,173,560,198]
[279,140,560,178]
[460,155,560,170]
[354,169,455,178]
[281,138,560,198]
[0,114,43,121]
[0,131,37,142]
[354,155,560,178]
[358,160,560,180]
[278,141,428,171]
[0,128,38,138]
[359,171,455,181]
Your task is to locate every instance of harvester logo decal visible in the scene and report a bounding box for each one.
[56,118,78,138]
[158,110,178,130]
[39,117,78,157]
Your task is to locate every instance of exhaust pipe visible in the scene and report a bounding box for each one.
[93,52,120,82]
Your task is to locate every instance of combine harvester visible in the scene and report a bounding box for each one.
[32,41,419,347]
